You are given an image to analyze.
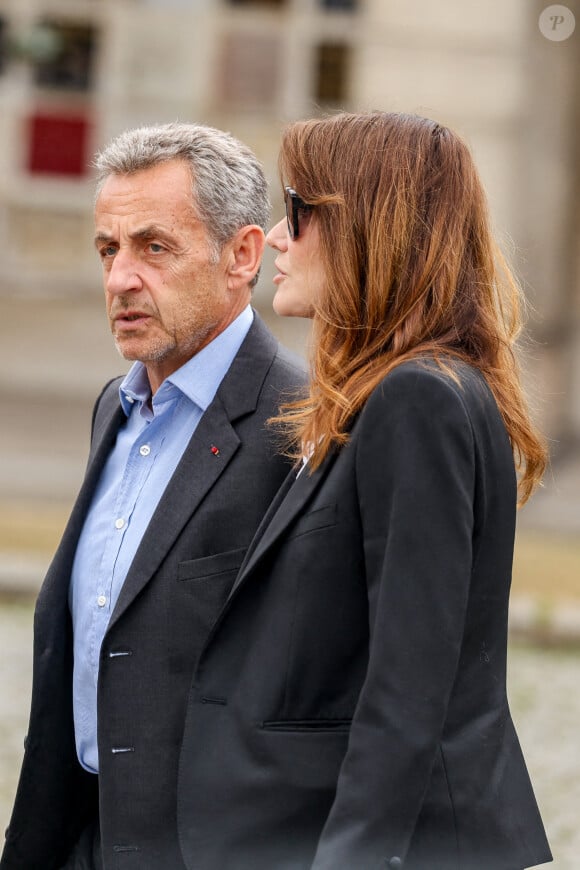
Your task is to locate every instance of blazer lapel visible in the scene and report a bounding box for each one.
[233,465,298,576]
[108,397,240,627]
[227,451,336,600]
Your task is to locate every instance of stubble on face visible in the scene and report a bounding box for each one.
[109,278,220,367]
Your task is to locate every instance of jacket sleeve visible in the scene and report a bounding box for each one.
[311,364,478,869]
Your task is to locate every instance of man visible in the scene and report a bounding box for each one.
[1,122,305,870]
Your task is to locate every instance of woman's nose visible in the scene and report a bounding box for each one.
[266,217,288,251]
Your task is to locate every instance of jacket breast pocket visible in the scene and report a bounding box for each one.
[169,547,246,672]
[289,503,337,539]
[177,546,247,583]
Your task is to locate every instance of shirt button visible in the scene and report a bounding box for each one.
[97,595,107,607]
[115,518,125,530]
[139,444,151,456]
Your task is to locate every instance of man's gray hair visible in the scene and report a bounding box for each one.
[94,122,270,260]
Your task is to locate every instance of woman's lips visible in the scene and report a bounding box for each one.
[273,264,287,285]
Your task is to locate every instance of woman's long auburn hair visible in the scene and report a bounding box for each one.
[272,111,547,504]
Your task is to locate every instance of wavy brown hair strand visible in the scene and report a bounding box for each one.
[270,112,547,504]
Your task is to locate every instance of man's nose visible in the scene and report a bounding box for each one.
[105,249,143,295]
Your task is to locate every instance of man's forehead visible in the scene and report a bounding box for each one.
[95,185,198,233]
[96,162,195,209]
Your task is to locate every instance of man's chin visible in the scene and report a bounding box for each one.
[114,333,179,365]
[114,339,139,361]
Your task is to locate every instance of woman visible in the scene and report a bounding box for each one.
[184,112,553,870]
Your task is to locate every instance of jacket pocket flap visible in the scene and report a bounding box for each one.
[178,546,246,581]
[290,503,337,538]
[261,718,351,732]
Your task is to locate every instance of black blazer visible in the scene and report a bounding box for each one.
[176,359,552,870]
[1,314,306,870]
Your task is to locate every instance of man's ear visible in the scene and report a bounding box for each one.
[226,225,266,290]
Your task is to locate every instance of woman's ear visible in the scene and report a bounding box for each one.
[226,225,266,290]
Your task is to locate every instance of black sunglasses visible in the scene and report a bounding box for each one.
[284,186,313,240]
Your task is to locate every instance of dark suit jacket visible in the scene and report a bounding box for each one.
[175,359,552,870]
[1,313,306,870]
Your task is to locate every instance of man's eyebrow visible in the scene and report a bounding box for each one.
[94,225,175,249]
[130,225,173,242]
[94,232,115,248]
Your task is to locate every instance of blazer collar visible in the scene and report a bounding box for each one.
[213,310,280,421]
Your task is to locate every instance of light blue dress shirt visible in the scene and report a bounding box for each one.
[69,306,253,773]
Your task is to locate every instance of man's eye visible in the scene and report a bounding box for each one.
[101,245,117,258]
[149,243,165,253]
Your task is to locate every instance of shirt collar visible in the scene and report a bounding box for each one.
[119,305,254,417]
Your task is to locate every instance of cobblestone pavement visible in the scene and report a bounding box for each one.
[1,600,578,868]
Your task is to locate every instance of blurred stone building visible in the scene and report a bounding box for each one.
[0,0,578,510]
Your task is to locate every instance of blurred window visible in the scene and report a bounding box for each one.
[27,112,91,176]
[320,0,358,9]
[218,32,281,108]
[314,41,350,104]
[32,20,98,92]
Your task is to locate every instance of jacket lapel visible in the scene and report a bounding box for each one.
[233,465,298,576]
[227,451,335,601]
[108,397,240,626]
